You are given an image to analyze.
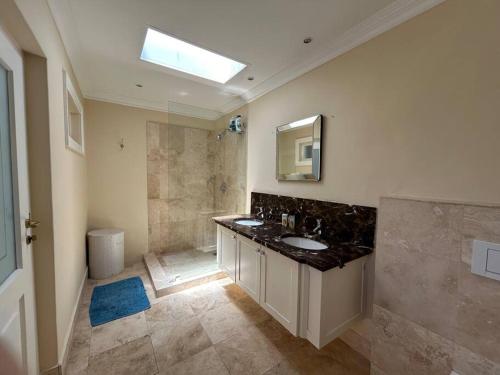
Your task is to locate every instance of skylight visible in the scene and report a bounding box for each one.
[140,28,246,84]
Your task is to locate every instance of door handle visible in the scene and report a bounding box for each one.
[25,213,40,229]
[26,235,37,245]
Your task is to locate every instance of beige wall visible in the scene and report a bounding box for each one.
[246,0,500,209]
[373,198,500,373]
[85,100,215,265]
[4,0,88,371]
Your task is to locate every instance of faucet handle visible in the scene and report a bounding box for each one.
[255,206,265,220]
[313,218,323,233]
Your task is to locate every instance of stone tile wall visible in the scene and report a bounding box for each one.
[372,197,500,375]
[147,122,246,253]
[214,127,247,215]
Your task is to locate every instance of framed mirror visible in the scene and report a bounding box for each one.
[63,70,85,155]
[276,115,322,181]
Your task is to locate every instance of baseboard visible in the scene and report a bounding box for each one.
[319,313,362,348]
[60,266,88,375]
[339,328,371,360]
[40,364,61,375]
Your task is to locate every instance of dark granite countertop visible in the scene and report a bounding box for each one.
[213,214,373,272]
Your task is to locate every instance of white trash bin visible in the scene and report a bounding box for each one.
[88,229,124,279]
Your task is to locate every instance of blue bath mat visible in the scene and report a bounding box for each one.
[89,276,150,327]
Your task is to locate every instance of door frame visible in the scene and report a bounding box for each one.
[0,25,39,375]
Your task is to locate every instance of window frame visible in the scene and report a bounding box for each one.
[63,70,85,155]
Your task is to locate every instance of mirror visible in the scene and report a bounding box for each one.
[276,115,322,181]
[63,70,85,155]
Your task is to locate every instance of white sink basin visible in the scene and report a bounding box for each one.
[234,219,264,226]
[281,237,328,250]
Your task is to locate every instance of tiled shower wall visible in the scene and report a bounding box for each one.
[371,197,500,375]
[147,121,246,253]
[214,125,247,215]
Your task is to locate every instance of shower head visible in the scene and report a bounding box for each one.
[217,114,245,141]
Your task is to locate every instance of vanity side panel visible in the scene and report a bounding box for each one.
[219,226,237,281]
[217,225,222,265]
[306,266,324,348]
[320,256,365,347]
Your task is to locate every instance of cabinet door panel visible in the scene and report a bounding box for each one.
[261,247,299,335]
[237,236,260,302]
[219,228,237,281]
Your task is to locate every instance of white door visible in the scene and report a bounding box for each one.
[219,227,237,281]
[236,236,260,303]
[260,247,300,335]
[0,28,39,374]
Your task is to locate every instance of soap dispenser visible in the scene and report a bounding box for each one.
[287,214,296,230]
[282,213,289,227]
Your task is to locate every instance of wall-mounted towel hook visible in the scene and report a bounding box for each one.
[119,137,125,150]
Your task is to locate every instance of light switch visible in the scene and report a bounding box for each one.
[472,240,500,282]
[486,248,500,275]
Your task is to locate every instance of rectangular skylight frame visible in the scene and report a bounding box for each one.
[140,27,246,84]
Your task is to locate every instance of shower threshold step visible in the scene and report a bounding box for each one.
[143,253,225,297]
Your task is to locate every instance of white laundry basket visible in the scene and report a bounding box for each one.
[88,229,124,279]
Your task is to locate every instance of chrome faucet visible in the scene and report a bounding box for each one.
[305,218,322,240]
[256,206,264,220]
[313,218,322,234]
[265,208,274,221]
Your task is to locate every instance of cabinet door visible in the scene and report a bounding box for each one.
[260,247,300,335]
[236,236,261,303]
[219,227,237,281]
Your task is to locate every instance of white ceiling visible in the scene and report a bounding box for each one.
[48,0,444,120]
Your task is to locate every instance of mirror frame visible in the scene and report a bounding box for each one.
[63,70,85,155]
[276,114,322,182]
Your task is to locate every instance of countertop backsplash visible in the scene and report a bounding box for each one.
[250,192,377,248]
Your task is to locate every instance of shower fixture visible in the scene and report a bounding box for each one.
[216,131,225,141]
[216,115,245,141]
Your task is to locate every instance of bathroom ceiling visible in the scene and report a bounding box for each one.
[48,0,443,120]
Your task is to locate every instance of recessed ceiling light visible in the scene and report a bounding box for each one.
[247,76,254,81]
[179,91,189,96]
[136,83,143,87]
[140,27,246,84]
[303,37,312,44]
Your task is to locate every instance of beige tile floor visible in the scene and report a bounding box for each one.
[65,262,370,375]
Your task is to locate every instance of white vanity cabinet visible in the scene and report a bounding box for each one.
[236,235,261,302]
[216,224,366,349]
[260,246,300,335]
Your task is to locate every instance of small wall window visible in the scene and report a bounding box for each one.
[63,70,84,154]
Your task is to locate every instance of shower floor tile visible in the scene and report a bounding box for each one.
[161,250,219,284]
[144,250,224,297]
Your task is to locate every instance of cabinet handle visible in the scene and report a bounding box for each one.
[256,248,260,253]
[232,235,237,239]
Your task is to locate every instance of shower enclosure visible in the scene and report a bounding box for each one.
[146,121,246,288]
